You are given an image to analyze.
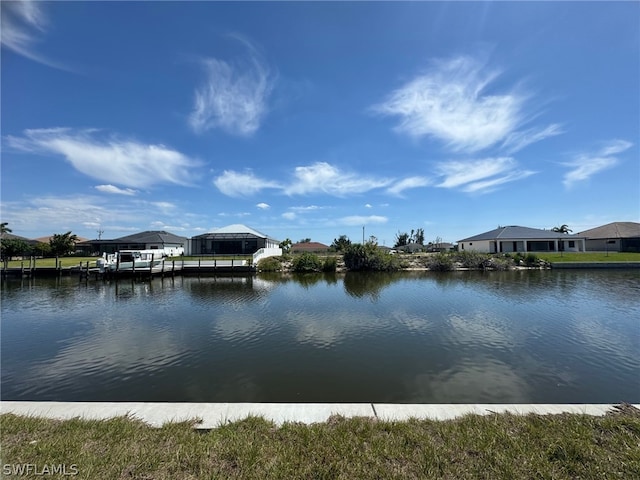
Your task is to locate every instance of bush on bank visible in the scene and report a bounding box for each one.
[292,252,323,272]
[257,257,282,272]
[343,243,400,271]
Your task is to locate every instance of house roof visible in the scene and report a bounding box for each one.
[397,242,424,251]
[193,224,278,241]
[578,222,640,239]
[291,242,329,250]
[34,235,90,243]
[0,232,39,245]
[459,226,584,242]
[78,231,187,245]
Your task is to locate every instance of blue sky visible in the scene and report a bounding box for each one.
[2,1,638,246]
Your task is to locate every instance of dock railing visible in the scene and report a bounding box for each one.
[252,248,283,265]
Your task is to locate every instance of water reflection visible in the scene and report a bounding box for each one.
[343,271,403,299]
[2,270,639,403]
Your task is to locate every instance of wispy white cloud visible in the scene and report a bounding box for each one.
[386,176,431,196]
[256,202,270,210]
[290,205,324,212]
[95,185,137,196]
[6,128,200,188]
[285,162,392,196]
[213,170,281,197]
[189,37,275,136]
[0,1,71,71]
[213,162,393,198]
[217,211,251,217]
[372,55,560,153]
[339,215,388,226]
[282,212,296,220]
[563,139,632,188]
[437,157,535,194]
[502,124,563,154]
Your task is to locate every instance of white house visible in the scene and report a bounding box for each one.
[457,226,586,253]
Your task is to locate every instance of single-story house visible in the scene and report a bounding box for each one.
[189,224,280,256]
[578,222,640,252]
[457,226,586,253]
[77,231,187,256]
[397,243,425,254]
[427,242,455,253]
[291,242,330,254]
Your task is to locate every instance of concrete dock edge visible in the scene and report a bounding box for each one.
[2,402,637,428]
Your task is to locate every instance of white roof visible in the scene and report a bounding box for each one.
[212,224,270,238]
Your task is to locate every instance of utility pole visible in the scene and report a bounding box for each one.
[97,228,104,240]
[362,225,365,244]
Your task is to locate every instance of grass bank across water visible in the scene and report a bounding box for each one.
[2,408,639,479]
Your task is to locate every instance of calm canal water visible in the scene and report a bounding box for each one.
[1,270,639,403]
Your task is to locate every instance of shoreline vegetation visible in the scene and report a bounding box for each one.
[257,249,640,274]
[2,406,639,479]
[2,250,639,273]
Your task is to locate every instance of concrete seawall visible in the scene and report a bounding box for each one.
[2,402,637,428]
[550,261,640,269]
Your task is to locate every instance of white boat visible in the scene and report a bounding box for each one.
[97,250,164,272]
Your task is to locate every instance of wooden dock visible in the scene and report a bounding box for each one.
[2,259,255,280]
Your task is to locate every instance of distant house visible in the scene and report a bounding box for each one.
[77,231,187,256]
[427,242,454,253]
[578,222,640,252]
[189,224,280,256]
[291,242,330,254]
[397,243,425,254]
[458,226,586,253]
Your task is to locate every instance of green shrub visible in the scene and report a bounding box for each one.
[453,251,489,268]
[525,253,539,265]
[343,243,400,271]
[257,256,282,272]
[322,256,337,272]
[292,252,323,272]
[426,253,454,271]
[487,256,514,271]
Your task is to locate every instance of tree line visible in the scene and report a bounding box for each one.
[0,225,79,260]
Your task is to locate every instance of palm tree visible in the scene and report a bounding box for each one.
[0,222,11,234]
[552,224,572,234]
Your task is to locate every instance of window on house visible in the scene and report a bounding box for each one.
[607,240,616,244]
[568,241,575,248]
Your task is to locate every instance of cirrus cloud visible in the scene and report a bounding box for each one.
[95,185,138,196]
[562,139,633,188]
[436,157,535,194]
[6,128,200,188]
[213,170,281,197]
[189,36,275,136]
[372,55,561,153]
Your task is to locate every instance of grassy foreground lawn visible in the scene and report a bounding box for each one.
[2,410,639,479]
[536,252,640,262]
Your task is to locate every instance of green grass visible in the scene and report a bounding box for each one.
[3,257,98,268]
[2,410,639,479]
[537,252,640,262]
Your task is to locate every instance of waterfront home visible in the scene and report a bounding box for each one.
[188,224,280,256]
[77,231,187,257]
[578,222,640,252]
[458,226,586,253]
